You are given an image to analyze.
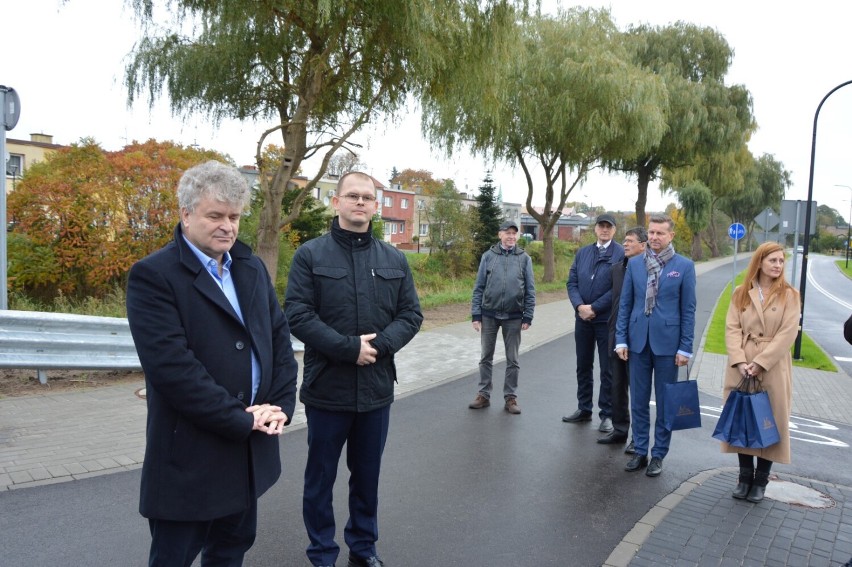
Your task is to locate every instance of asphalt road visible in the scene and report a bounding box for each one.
[794,253,852,375]
[1,262,850,567]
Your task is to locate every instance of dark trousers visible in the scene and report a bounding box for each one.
[148,500,258,567]
[303,405,390,567]
[477,316,522,400]
[609,354,630,436]
[574,319,612,418]
[628,343,678,459]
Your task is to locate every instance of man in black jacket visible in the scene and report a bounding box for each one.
[598,226,647,450]
[127,160,298,566]
[563,214,624,432]
[285,172,423,567]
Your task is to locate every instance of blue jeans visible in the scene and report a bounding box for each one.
[477,316,522,400]
[628,344,679,459]
[573,319,612,418]
[303,405,390,567]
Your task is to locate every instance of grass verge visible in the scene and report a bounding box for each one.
[836,259,852,279]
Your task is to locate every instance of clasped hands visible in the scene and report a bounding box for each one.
[357,333,378,366]
[737,361,765,380]
[245,404,288,435]
[577,304,596,321]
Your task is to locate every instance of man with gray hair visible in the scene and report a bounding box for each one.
[127,160,298,565]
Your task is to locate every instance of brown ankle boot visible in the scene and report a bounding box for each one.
[732,467,754,500]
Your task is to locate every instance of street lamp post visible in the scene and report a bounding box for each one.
[794,79,852,360]
[835,185,852,268]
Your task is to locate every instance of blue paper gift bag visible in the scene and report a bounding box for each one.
[740,390,780,448]
[712,390,746,445]
[664,377,702,431]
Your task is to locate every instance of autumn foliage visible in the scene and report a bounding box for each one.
[7,139,225,299]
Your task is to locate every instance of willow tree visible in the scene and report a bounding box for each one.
[125,0,521,277]
[422,8,668,281]
[666,145,754,256]
[677,180,712,260]
[606,22,756,226]
[717,153,791,250]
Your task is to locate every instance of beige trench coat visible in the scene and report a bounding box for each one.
[721,284,800,464]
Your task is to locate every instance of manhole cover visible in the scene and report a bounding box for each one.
[766,478,835,508]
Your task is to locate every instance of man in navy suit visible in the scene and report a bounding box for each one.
[127,161,298,566]
[615,215,696,477]
[563,214,624,433]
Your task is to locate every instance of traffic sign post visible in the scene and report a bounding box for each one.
[729,223,746,298]
[1,85,21,311]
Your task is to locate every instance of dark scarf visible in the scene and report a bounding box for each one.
[643,244,675,315]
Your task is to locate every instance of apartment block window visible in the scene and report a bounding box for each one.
[384,223,392,236]
[399,222,405,233]
[401,198,409,209]
[391,223,398,235]
[383,196,393,207]
[417,199,425,210]
[6,154,23,177]
[419,223,429,236]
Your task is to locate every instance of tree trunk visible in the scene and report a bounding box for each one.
[705,206,721,257]
[635,166,651,227]
[542,227,555,282]
[691,232,703,261]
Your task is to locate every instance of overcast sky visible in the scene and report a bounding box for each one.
[4,1,852,223]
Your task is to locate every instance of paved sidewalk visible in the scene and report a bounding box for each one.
[2,254,852,566]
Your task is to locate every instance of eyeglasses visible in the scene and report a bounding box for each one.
[340,193,376,203]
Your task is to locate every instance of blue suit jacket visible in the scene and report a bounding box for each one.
[615,253,696,356]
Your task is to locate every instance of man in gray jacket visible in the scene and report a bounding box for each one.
[469,221,536,414]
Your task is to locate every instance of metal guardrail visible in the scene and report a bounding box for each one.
[0,310,305,385]
[0,310,142,384]
[0,311,142,384]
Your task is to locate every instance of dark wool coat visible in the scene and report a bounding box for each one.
[127,225,298,521]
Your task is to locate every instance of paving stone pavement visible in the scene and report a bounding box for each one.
[2,253,852,566]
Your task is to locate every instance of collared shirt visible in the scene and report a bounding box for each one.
[182,236,261,404]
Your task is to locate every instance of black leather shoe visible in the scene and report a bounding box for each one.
[348,554,385,567]
[624,454,648,472]
[645,457,663,477]
[562,410,592,423]
[597,432,628,445]
[746,470,770,503]
[624,439,635,454]
[732,467,754,500]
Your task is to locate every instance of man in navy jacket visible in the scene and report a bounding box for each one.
[127,161,298,566]
[286,172,422,567]
[563,214,624,433]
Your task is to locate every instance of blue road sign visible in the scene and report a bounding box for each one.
[728,222,746,240]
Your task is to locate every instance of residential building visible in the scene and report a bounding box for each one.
[521,206,592,241]
[5,133,64,193]
[380,183,415,247]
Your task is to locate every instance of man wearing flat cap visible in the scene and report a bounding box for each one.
[469,220,536,414]
[563,213,624,432]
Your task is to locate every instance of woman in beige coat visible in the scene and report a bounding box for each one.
[722,242,800,503]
